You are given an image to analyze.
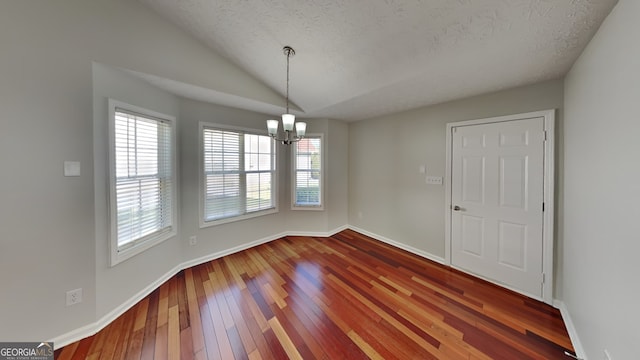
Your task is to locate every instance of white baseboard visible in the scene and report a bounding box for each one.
[554,300,587,360]
[181,231,288,270]
[348,227,585,358]
[51,225,350,349]
[289,224,350,238]
[50,321,98,350]
[53,225,583,360]
[50,263,183,348]
[347,225,446,265]
[96,263,183,331]
[181,225,350,271]
[330,224,350,235]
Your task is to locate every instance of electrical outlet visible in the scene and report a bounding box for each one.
[66,288,82,306]
[604,349,612,360]
[189,236,197,246]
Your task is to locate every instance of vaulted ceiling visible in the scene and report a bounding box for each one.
[138,0,617,121]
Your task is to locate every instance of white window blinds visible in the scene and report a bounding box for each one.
[113,108,174,250]
[293,137,322,208]
[203,127,275,223]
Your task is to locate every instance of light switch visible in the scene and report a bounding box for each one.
[426,176,442,185]
[418,165,426,174]
[64,161,81,177]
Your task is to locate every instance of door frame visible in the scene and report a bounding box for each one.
[444,109,555,304]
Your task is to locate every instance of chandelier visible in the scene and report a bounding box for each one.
[266,46,306,145]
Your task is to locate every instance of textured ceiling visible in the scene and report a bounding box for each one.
[138,0,617,121]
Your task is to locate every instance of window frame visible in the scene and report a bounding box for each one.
[199,122,278,228]
[291,133,324,211]
[108,99,178,266]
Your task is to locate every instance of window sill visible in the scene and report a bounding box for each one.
[199,207,279,228]
[291,204,324,211]
[110,229,176,267]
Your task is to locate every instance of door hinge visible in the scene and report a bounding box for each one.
[543,130,548,142]
[542,273,545,284]
[542,202,545,212]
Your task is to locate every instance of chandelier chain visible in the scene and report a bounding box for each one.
[285,48,290,114]
[266,46,305,145]
[286,52,290,114]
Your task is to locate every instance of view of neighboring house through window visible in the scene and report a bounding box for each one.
[201,124,276,225]
[293,136,323,209]
[109,100,176,265]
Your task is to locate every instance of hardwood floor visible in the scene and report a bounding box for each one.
[55,230,575,359]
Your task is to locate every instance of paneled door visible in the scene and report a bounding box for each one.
[450,116,546,299]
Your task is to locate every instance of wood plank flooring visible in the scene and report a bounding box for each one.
[55,230,575,359]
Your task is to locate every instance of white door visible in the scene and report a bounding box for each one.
[450,117,545,298]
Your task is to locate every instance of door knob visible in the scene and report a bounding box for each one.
[453,205,461,211]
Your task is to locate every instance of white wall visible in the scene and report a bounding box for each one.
[12,0,632,352]
[327,120,350,231]
[280,118,349,234]
[563,0,638,358]
[0,0,346,344]
[178,98,289,264]
[92,63,183,319]
[349,79,564,264]
[177,101,349,265]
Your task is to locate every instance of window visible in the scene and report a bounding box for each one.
[293,135,323,209]
[108,99,176,265]
[201,124,276,226]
